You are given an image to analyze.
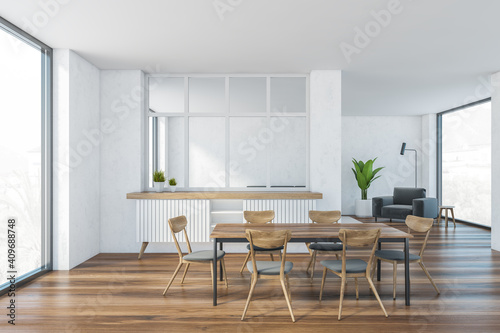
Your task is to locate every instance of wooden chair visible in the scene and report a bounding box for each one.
[306,210,342,281]
[372,215,440,299]
[162,215,228,296]
[320,228,388,320]
[242,229,295,322]
[239,210,283,274]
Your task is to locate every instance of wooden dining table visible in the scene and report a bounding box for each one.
[210,221,413,306]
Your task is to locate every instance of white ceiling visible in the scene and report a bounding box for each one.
[1,0,499,115]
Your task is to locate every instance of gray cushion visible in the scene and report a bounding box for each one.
[321,259,367,273]
[246,244,284,251]
[393,187,426,205]
[375,250,420,261]
[381,205,413,220]
[184,250,225,261]
[309,242,343,251]
[247,260,293,275]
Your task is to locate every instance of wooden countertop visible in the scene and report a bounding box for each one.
[126,191,323,200]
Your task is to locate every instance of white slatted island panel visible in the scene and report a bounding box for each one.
[243,200,316,223]
[136,199,210,242]
[127,191,323,258]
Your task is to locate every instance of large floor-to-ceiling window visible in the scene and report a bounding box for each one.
[438,99,491,227]
[0,18,52,294]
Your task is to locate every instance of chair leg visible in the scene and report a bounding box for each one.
[270,253,275,261]
[419,262,440,294]
[180,263,190,284]
[306,252,314,274]
[241,276,258,321]
[240,252,251,274]
[355,277,359,300]
[163,262,183,296]
[310,251,317,282]
[319,267,327,301]
[392,262,397,300]
[221,259,229,289]
[335,253,339,260]
[280,277,295,322]
[367,276,388,318]
[338,277,346,321]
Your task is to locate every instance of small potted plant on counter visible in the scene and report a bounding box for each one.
[153,170,166,192]
[169,177,177,192]
[352,158,383,217]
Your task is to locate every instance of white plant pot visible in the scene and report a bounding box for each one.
[153,182,164,192]
[170,186,176,193]
[355,199,372,217]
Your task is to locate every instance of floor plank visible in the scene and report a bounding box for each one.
[1,218,499,332]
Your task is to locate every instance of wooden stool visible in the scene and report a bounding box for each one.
[437,206,456,228]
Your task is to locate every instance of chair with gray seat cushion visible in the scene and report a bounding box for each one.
[372,215,440,299]
[372,187,438,221]
[306,210,342,282]
[319,228,388,320]
[242,229,295,322]
[239,210,284,274]
[162,215,228,296]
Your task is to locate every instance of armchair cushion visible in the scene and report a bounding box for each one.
[381,205,413,220]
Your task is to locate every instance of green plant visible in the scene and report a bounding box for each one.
[153,170,166,183]
[351,158,383,200]
[169,178,177,186]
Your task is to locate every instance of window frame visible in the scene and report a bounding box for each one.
[437,97,491,228]
[145,74,310,191]
[0,17,53,295]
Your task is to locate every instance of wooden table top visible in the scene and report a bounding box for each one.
[210,223,413,240]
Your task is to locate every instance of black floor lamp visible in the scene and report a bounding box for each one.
[400,142,417,188]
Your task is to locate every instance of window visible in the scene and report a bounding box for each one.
[438,99,491,227]
[0,18,52,294]
[147,75,309,189]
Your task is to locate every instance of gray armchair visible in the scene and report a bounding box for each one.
[372,187,438,221]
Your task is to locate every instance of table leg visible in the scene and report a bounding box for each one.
[404,238,410,306]
[377,241,382,281]
[213,239,218,306]
[219,242,223,281]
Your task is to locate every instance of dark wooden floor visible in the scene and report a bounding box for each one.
[2,218,499,332]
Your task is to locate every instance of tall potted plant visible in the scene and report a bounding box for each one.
[153,170,166,192]
[352,158,383,217]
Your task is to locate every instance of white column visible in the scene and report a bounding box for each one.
[491,72,500,251]
[310,70,342,210]
[421,114,437,197]
[53,50,101,269]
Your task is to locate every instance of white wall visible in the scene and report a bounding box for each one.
[310,70,342,210]
[100,70,145,253]
[491,71,500,251]
[341,116,422,215]
[53,50,100,269]
[421,114,437,197]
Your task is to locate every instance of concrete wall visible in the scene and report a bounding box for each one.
[53,50,100,269]
[341,116,422,215]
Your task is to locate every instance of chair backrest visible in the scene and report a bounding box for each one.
[405,215,434,257]
[246,229,291,276]
[309,210,341,223]
[168,215,192,258]
[244,210,275,224]
[393,187,426,205]
[339,228,381,275]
